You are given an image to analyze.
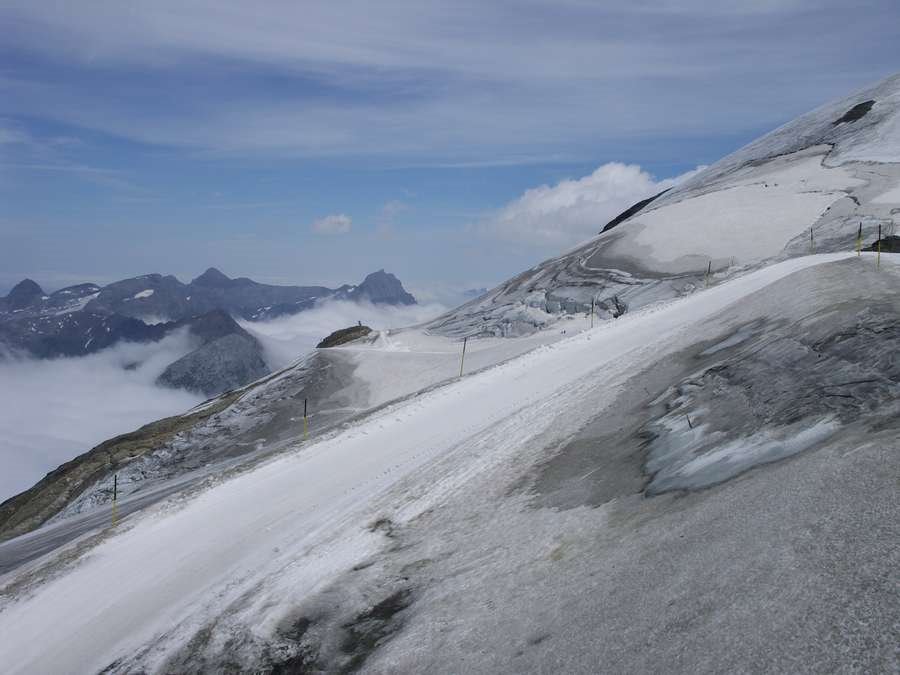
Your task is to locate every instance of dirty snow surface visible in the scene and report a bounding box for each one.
[0,253,897,673]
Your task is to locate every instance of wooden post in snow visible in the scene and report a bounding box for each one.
[590,298,595,329]
[856,222,862,256]
[303,398,309,439]
[810,227,814,253]
[704,260,712,288]
[459,337,468,378]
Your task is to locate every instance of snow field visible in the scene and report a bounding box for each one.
[873,183,900,203]
[611,154,861,271]
[0,252,869,673]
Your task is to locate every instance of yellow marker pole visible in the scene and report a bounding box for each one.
[111,473,118,526]
[459,336,468,378]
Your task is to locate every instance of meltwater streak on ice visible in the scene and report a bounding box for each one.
[0,253,864,673]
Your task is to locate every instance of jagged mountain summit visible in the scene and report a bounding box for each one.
[429,72,900,337]
[347,269,416,305]
[1,279,45,311]
[0,75,897,674]
[80,266,416,325]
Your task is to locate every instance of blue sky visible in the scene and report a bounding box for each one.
[1,0,898,296]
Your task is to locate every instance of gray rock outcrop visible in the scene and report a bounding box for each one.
[158,333,268,397]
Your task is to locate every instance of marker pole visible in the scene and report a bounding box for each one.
[111,473,118,526]
[459,337,468,378]
[705,260,712,287]
[856,222,862,256]
[877,224,882,270]
[303,398,309,439]
[810,227,814,253]
[590,299,594,329]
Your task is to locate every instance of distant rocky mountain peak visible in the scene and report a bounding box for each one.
[157,309,267,396]
[192,267,232,287]
[6,279,45,310]
[351,269,416,305]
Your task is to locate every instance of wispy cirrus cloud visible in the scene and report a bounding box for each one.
[374,200,410,239]
[0,117,143,192]
[312,213,352,235]
[1,1,897,160]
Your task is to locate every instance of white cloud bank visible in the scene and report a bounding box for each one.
[0,333,203,502]
[483,162,705,249]
[311,213,352,235]
[0,300,448,503]
[242,299,449,370]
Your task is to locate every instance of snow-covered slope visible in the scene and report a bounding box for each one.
[0,253,897,673]
[0,324,563,544]
[430,72,900,337]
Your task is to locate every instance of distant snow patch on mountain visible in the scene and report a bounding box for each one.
[481,162,705,249]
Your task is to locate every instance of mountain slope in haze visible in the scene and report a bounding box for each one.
[88,267,415,323]
[0,268,416,396]
[155,310,268,397]
[0,268,417,360]
[429,72,900,337]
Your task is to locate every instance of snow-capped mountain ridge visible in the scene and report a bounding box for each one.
[0,268,416,360]
[429,72,900,337]
[663,73,900,195]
